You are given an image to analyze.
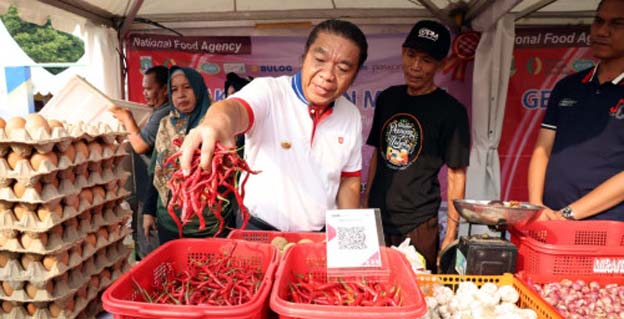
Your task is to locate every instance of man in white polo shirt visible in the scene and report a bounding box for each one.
[179,19,368,231]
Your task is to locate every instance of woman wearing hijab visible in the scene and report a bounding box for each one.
[143,66,234,244]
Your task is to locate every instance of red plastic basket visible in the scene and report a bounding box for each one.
[269,244,427,319]
[227,230,326,244]
[102,238,279,319]
[510,220,624,284]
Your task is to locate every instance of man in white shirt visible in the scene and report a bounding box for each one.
[179,19,368,231]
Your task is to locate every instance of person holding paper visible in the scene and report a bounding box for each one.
[528,0,624,221]
[109,66,173,258]
[178,19,368,232]
[364,20,470,273]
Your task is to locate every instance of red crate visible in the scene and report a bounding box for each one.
[102,238,279,319]
[510,220,624,284]
[269,244,427,319]
[227,229,326,244]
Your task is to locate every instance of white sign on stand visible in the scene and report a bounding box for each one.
[325,209,383,269]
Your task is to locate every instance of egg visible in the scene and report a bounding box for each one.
[43,252,67,271]
[49,225,63,237]
[87,142,103,158]
[6,151,26,170]
[37,203,63,222]
[96,226,109,241]
[20,253,42,269]
[92,186,106,201]
[4,116,26,136]
[71,244,83,259]
[100,268,112,281]
[0,252,10,267]
[25,303,37,315]
[73,141,89,160]
[85,233,97,248]
[61,143,76,163]
[30,152,58,171]
[24,114,51,134]
[25,282,39,298]
[89,275,100,289]
[47,119,64,129]
[13,181,43,198]
[79,188,93,205]
[12,204,32,221]
[64,297,75,312]
[0,117,6,129]
[63,195,80,211]
[1,281,14,296]
[48,303,62,317]
[21,232,48,249]
[76,285,88,299]
[1,301,12,313]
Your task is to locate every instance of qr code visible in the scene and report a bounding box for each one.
[337,226,367,250]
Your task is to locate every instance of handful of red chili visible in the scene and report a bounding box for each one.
[133,249,264,306]
[165,138,259,237]
[288,273,404,307]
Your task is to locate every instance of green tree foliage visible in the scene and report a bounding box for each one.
[1,6,84,74]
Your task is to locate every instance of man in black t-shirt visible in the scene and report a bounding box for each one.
[364,20,470,272]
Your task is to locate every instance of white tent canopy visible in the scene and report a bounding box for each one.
[0,0,601,201]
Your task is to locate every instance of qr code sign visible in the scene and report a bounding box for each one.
[337,226,367,250]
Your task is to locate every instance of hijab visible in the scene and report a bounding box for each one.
[152,66,211,204]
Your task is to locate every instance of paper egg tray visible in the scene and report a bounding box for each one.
[0,140,128,184]
[0,206,131,281]
[0,163,130,205]
[0,234,131,303]
[0,248,130,318]
[0,172,131,232]
[0,199,131,255]
[0,121,127,158]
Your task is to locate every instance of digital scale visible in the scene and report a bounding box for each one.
[438,199,542,276]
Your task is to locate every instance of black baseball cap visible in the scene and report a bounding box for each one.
[402,20,451,61]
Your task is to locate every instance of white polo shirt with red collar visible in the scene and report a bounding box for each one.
[229,72,362,231]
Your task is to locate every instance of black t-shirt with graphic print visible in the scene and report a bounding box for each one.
[366,85,470,235]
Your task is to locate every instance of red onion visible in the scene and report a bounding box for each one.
[534,280,623,318]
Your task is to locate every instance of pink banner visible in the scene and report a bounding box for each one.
[126,33,473,196]
[500,27,593,201]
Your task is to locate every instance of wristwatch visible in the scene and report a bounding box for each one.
[560,206,576,220]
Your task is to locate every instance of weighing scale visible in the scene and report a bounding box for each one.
[438,199,542,276]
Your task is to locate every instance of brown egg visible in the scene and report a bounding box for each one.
[25,282,39,298]
[0,117,5,129]
[1,300,12,313]
[89,275,100,289]
[73,141,89,160]
[48,302,62,317]
[21,232,48,249]
[64,297,75,312]
[85,233,97,248]
[0,252,9,267]
[21,253,42,269]
[26,303,37,315]
[79,188,93,205]
[87,142,102,158]
[25,114,51,134]
[48,225,63,237]
[12,204,32,221]
[92,186,106,201]
[64,195,80,211]
[96,227,109,241]
[71,244,83,259]
[30,152,58,171]
[6,151,26,170]
[4,116,26,136]
[47,119,64,129]
[13,181,43,198]
[1,281,14,296]
[37,203,63,222]
[100,268,112,281]
[61,143,76,163]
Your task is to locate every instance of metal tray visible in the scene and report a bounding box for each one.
[452,199,542,226]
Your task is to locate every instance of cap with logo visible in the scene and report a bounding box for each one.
[402,20,451,61]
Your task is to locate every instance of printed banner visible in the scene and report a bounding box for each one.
[500,26,594,201]
[126,33,473,197]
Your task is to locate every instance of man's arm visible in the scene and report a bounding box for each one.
[110,107,151,154]
[337,176,361,209]
[559,171,624,220]
[528,128,556,205]
[180,99,249,173]
[362,150,377,208]
[441,166,466,252]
